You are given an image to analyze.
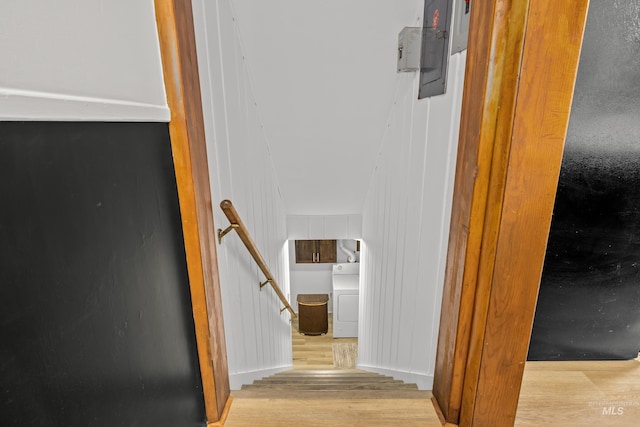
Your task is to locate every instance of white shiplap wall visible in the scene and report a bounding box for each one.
[287,214,362,240]
[358,51,466,390]
[192,0,292,390]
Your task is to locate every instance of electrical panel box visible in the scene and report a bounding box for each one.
[397,27,422,72]
[418,0,453,99]
[452,0,471,54]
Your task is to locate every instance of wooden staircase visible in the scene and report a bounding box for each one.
[222,318,438,425]
[232,369,430,399]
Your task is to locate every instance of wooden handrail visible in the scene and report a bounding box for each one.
[218,200,296,318]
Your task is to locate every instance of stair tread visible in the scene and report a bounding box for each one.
[276,370,377,373]
[268,370,410,379]
[242,369,422,395]
[285,320,428,399]
[270,373,390,379]
[253,377,403,384]
[242,382,418,390]
[232,389,432,399]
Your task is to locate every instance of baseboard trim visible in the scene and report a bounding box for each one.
[356,364,433,390]
[207,395,233,427]
[229,365,292,390]
[431,395,458,426]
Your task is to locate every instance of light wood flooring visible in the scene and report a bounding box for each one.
[291,316,358,369]
[225,314,440,426]
[515,358,640,426]
[225,315,640,426]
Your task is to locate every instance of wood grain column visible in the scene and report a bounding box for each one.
[154,0,231,425]
[432,0,589,426]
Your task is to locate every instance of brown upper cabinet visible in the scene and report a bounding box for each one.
[295,240,337,264]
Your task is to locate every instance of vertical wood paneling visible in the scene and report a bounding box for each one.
[359,52,467,390]
[392,88,413,370]
[192,0,292,391]
[429,51,465,374]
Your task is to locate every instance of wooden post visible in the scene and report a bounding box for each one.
[432,0,590,425]
[154,0,231,424]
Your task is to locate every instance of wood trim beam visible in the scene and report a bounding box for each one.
[154,0,230,423]
[462,2,589,424]
[432,0,530,420]
[433,0,589,425]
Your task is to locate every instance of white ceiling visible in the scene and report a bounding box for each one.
[231,0,424,215]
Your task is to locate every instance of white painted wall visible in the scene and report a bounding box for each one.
[287,215,362,240]
[358,50,466,390]
[230,0,426,215]
[192,0,292,390]
[0,0,168,121]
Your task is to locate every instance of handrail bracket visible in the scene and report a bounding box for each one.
[217,224,239,244]
[260,279,272,290]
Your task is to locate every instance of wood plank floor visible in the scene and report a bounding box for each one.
[516,358,640,426]
[225,314,640,426]
[224,398,441,427]
[291,316,358,369]
[225,314,441,426]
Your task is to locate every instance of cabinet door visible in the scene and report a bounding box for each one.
[317,240,337,263]
[295,240,316,263]
[294,240,337,263]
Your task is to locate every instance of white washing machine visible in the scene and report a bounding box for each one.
[332,263,359,338]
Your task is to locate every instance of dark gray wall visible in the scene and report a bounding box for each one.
[0,122,206,426]
[529,2,640,360]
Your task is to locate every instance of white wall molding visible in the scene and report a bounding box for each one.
[357,364,433,391]
[0,88,170,122]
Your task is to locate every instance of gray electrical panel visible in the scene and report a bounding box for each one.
[418,0,453,99]
[397,27,422,72]
[452,0,471,54]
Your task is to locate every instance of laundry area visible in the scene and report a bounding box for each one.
[288,239,360,339]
